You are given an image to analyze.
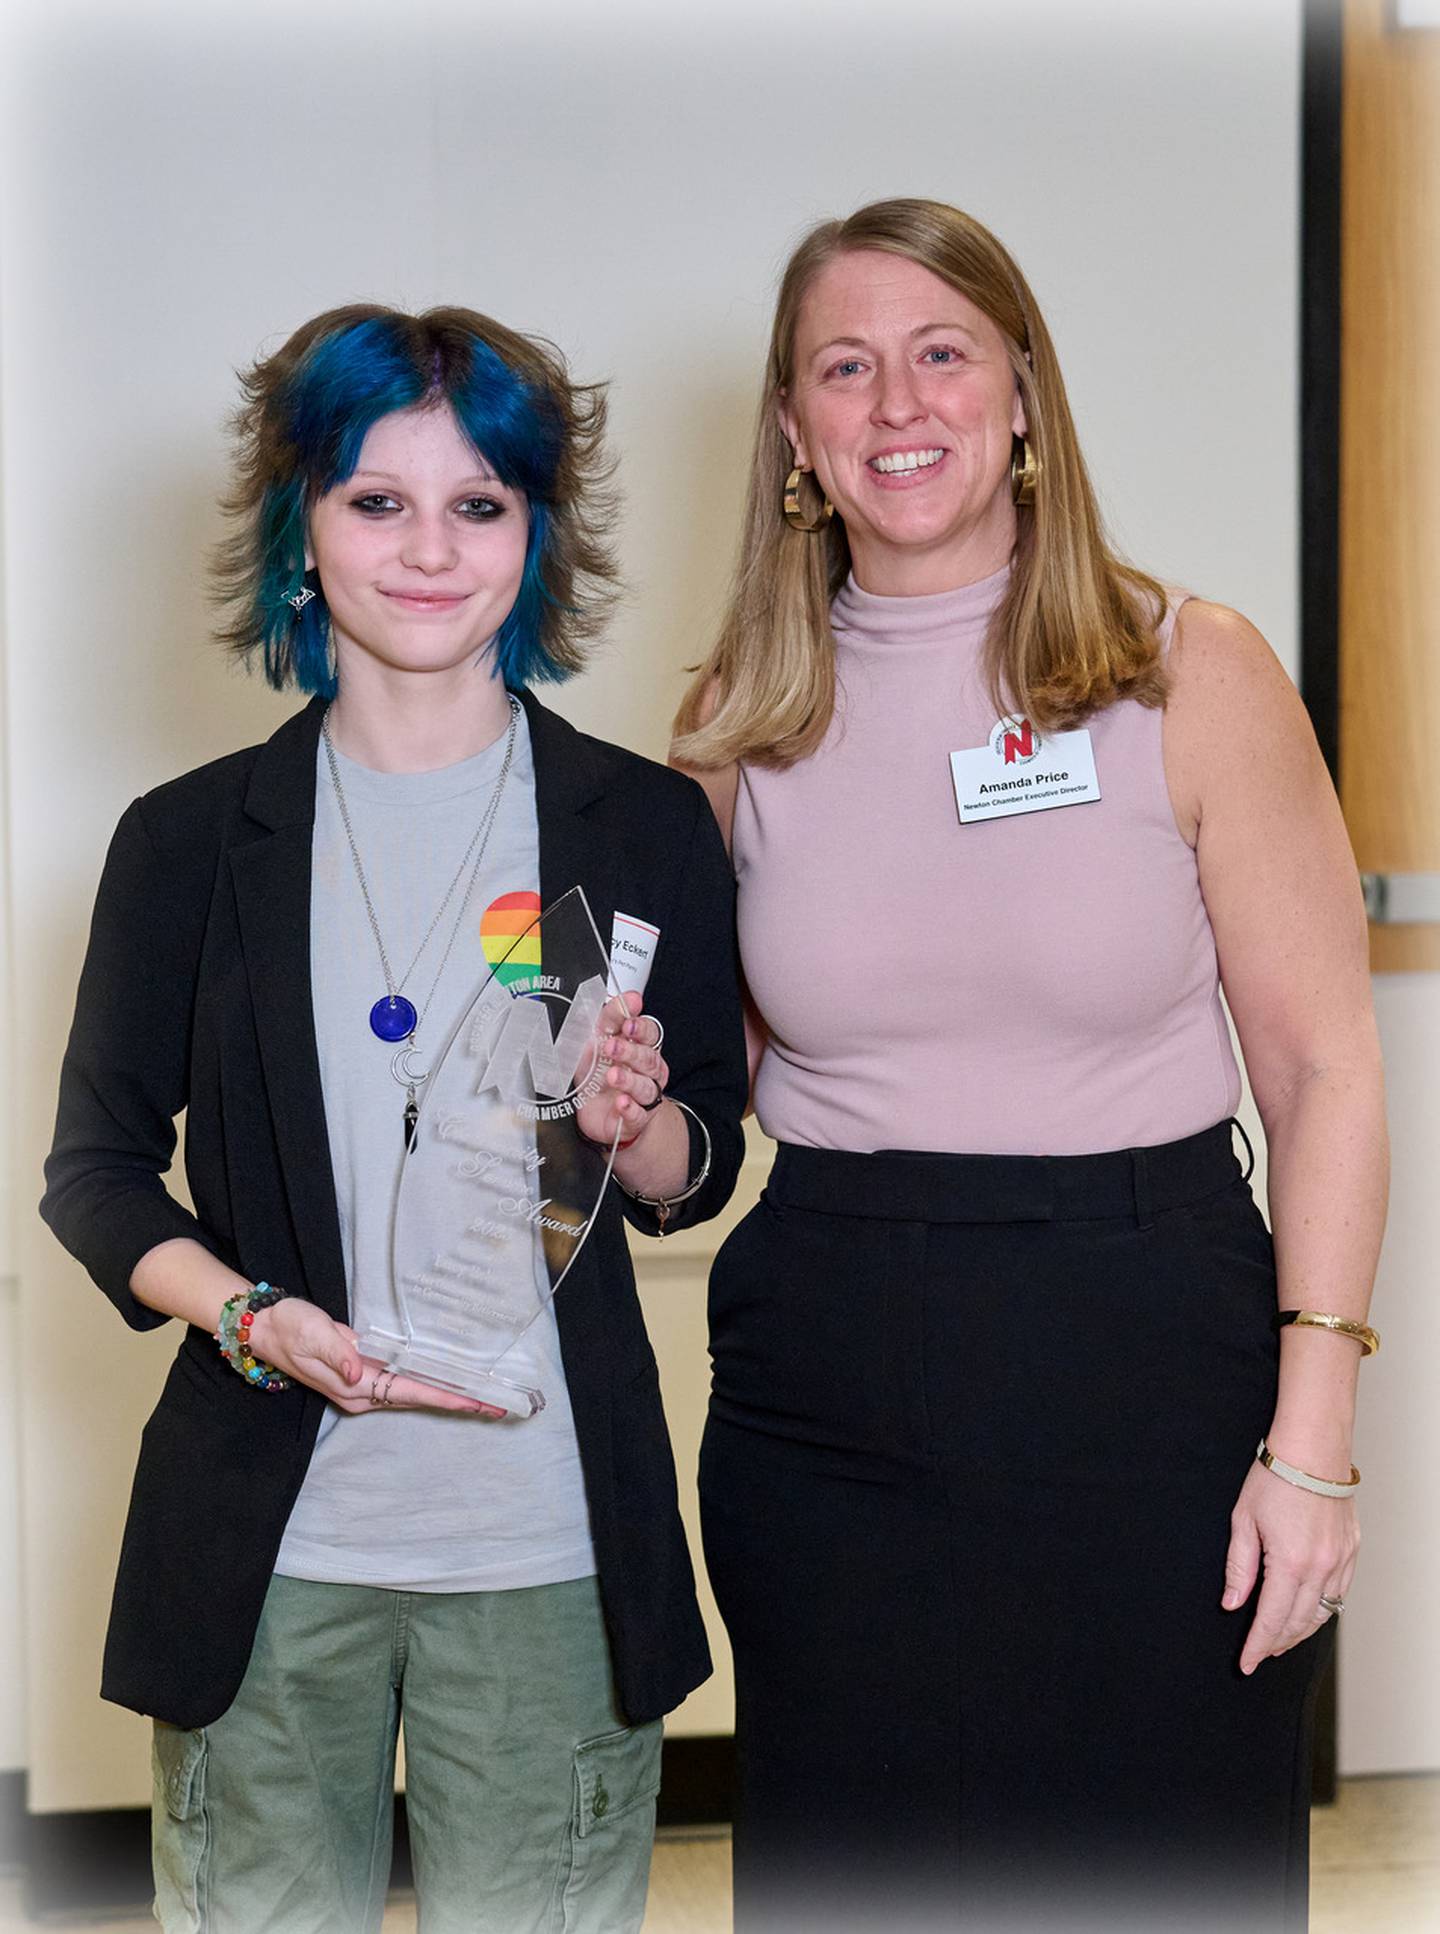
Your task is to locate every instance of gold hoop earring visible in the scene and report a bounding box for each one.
[1010,436,1038,507]
[783,467,834,533]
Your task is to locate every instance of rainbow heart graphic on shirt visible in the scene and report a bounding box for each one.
[481,890,543,988]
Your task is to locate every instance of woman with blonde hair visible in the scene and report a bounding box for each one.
[675,199,1384,1932]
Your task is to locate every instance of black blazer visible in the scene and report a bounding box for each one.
[42,690,747,1730]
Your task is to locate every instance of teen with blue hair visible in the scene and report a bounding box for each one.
[43,304,747,1932]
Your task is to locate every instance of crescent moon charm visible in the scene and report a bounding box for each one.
[391,1046,430,1087]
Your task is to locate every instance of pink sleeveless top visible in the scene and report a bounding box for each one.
[733,566,1241,1156]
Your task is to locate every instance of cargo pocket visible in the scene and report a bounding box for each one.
[556,1719,663,1932]
[151,1722,210,1933]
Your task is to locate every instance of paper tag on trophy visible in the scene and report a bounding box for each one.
[609,911,660,998]
[950,716,1100,824]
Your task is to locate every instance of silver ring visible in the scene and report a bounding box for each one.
[369,1375,382,1407]
[1319,1593,1346,1617]
[375,1370,398,1408]
[635,1015,664,1051]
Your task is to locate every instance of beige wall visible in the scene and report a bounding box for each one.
[9,0,1410,1813]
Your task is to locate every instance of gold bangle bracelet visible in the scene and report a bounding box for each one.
[1257,1438,1361,1498]
[1277,1310,1380,1357]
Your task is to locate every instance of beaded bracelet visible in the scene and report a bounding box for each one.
[215,1281,292,1392]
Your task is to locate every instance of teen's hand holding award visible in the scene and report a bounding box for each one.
[578,990,694,1207]
[127,1240,506,1418]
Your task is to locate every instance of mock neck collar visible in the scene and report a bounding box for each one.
[830,562,1010,651]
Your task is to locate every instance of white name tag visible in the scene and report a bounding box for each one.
[609,911,660,996]
[949,717,1101,824]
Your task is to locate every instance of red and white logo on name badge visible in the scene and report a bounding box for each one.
[950,716,1102,824]
[990,716,1041,766]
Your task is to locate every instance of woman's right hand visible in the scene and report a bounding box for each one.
[246,1299,504,1417]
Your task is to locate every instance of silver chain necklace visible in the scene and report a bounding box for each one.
[321,695,521,1145]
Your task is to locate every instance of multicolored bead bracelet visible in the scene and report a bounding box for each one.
[216,1281,293,1391]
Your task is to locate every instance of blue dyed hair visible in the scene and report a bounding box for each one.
[215,305,618,695]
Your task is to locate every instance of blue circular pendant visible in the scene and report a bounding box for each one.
[369,995,418,1042]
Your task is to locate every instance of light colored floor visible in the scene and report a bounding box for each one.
[1309,1777,1440,1933]
[642,1827,733,1934]
[0,1778,1433,1932]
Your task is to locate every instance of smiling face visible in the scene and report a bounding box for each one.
[306,401,529,689]
[778,248,1026,595]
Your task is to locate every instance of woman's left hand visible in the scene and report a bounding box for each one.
[1222,1458,1360,1675]
[576,989,669,1148]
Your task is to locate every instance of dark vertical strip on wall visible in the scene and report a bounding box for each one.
[1300,0,1344,1806]
[1301,0,1344,785]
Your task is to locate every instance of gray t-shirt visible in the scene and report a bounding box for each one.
[275,707,597,1591]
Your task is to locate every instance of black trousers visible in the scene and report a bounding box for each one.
[701,1122,1332,1934]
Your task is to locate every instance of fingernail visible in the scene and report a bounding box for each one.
[1222,1589,1239,1609]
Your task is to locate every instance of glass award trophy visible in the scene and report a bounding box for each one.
[356,886,622,1418]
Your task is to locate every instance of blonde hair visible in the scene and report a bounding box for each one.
[673,199,1167,769]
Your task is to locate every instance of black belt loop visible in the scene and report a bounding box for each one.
[1131,1144,1155,1232]
[1230,1117,1256,1185]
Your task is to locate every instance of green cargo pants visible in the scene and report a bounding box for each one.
[151,1573,662,1934]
